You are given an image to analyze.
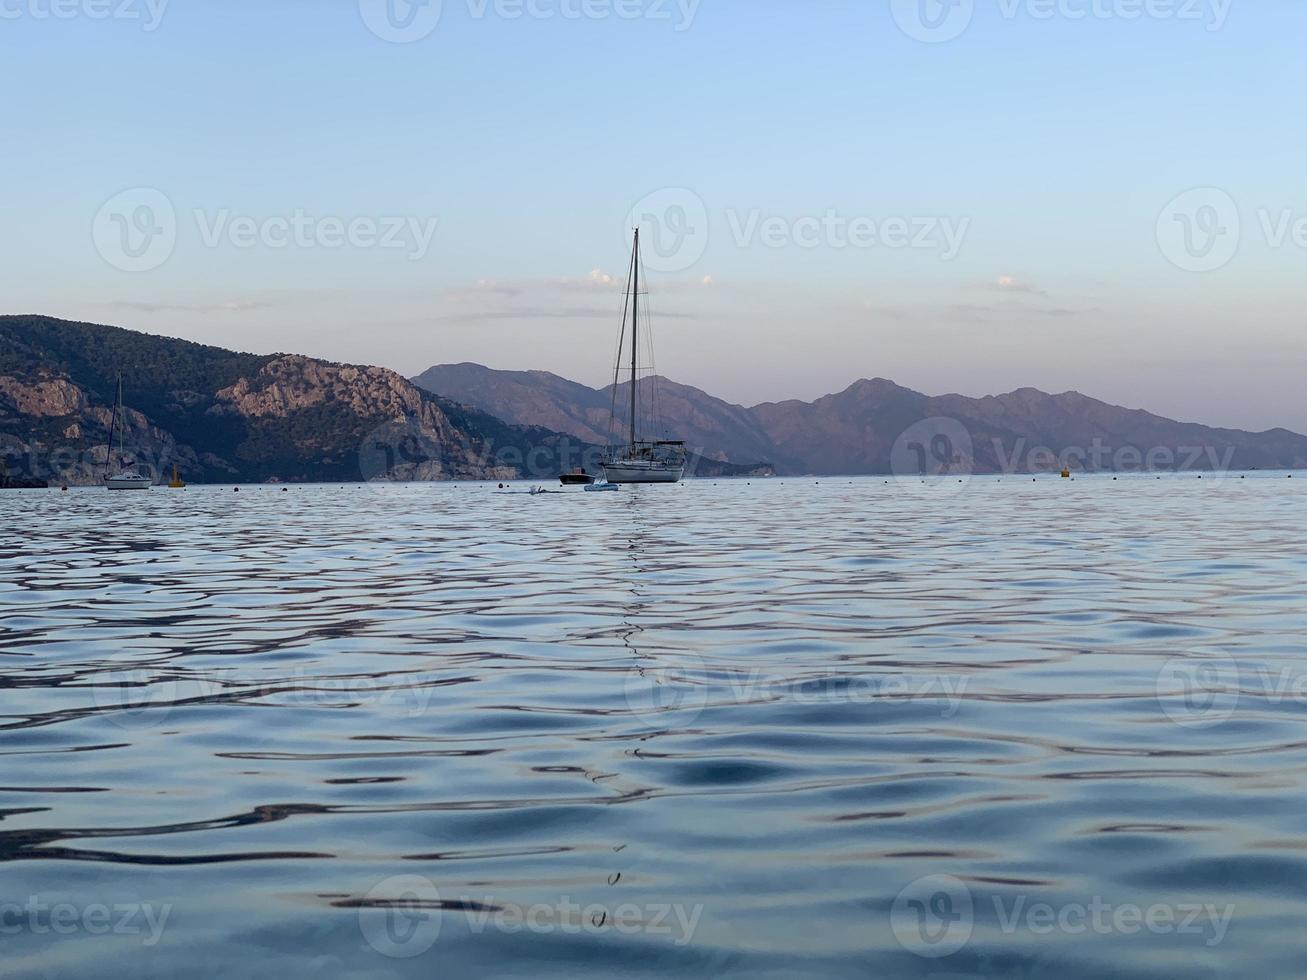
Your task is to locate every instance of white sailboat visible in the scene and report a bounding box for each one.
[103,375,152,490]
[601,228,686,485]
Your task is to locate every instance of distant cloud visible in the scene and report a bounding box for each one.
[949,302,1084,319]
[425,305,698,324]
[447,269,714,299]
[865,300,1091,322]
[457,272,619,298]
[109,299,275,314]
[970,275,1048,296]
[429,269,712,327]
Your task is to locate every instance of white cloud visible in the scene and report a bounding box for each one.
[108,298,276,314]
[972,275,1047,296]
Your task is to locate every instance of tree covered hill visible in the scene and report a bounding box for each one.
[0,316,610,485]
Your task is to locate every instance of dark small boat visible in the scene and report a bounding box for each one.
[560,468,597,486]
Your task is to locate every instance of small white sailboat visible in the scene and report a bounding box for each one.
[103,375,151,490]
[602,228,686,485]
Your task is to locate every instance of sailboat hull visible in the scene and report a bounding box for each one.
[104,475,152,490]
[601,462,684,484]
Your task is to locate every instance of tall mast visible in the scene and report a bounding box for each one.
[630,228,639,448]
[107,374,121,467]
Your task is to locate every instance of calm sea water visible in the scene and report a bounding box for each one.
[3,475,1307,978]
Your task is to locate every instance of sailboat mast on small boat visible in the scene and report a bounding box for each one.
[630,228,639,451]
[601,228,686,485]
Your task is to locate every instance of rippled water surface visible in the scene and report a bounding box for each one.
[4,476,1307,978]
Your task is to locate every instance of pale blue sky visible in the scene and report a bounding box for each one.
[4,0,1306,429]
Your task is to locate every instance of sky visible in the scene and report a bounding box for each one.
[3,0,1306,431]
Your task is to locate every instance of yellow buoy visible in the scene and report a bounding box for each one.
[1061,469,1071,479]
[168,463,185,488]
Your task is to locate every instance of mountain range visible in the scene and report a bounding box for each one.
[413,363,1307,475]
[3,314,1306,486]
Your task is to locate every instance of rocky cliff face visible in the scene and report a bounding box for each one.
[215,356,427,419]
[0,317,586,485]
[0,376,90,418]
